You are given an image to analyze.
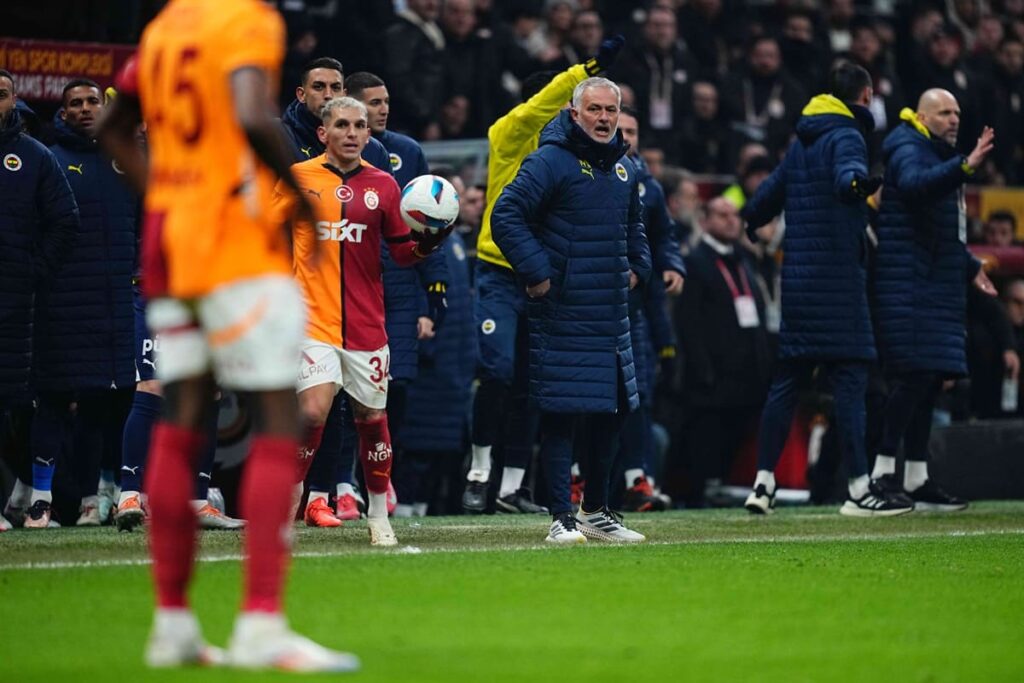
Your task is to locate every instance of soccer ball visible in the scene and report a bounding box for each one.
[400,174,460,234]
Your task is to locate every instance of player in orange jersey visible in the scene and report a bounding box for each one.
[275,97,448,544]
[97,0,358,673]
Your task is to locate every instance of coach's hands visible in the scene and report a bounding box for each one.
[585,34,625,76]
[851,175,883,200]
[965,126,995,172]
[527,279,551,298]
[412,225,453,258]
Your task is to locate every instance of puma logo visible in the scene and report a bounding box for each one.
[121,466,140,475]
[306,188,322,200]
[301,147,312,158]
[142,358,156,368]
[67,163,84,175]
[579,160,594,180]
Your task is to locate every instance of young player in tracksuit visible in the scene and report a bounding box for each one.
[463,36,627,514]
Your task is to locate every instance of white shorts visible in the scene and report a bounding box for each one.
[146,275,306,391]
[297,340,390,410]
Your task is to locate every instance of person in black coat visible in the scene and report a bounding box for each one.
[0,70,79,528]
[382,0,446,138]
[676,197,772,506]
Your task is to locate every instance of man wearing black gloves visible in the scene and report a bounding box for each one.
[870,90,997,511]
[741,61,913,517]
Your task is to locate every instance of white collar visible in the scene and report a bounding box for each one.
[702,233,735,255]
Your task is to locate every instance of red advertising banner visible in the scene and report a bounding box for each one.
[0,38,135,102]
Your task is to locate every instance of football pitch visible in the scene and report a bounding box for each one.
[2,503,1023,682]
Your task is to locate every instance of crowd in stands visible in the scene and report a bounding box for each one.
[2,0,1024,527]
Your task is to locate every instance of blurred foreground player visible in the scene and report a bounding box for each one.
[277,97,449,545]
[98,0,358,672]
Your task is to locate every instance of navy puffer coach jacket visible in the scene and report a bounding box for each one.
[492,110,652,414]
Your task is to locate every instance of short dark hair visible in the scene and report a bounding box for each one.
[299,57,343,86]
[345,72,386,100]
[62,78,101,104]
[829,60,873,104]
[619,104,639,121]
[988,210,1017,230]
[0,69,15,93]
[520,71,558,102]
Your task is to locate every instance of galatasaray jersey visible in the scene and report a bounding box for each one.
[135,0,290,298]
[276,155,421,351]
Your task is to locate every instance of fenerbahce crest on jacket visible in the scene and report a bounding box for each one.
[273,155,421,352]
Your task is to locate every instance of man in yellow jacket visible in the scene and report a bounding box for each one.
[463,36,626,514]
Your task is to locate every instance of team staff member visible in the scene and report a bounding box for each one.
[276,97,448,546]
[741,61,911,517]
[493,77,651,544]
[99,0,358,671]
[464,36,626,515]
[0,69,78,530]
[871,90,998,510]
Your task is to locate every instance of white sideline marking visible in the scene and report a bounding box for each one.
[2,528,1022,572]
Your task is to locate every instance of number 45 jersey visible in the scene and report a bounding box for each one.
[274,155,422,352]
[135,0,290,299]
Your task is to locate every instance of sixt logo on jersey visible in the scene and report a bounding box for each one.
[316,220,369,243]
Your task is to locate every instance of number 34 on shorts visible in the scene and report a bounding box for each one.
[297,341,390,410]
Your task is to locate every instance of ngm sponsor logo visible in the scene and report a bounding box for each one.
[316,220,369,243]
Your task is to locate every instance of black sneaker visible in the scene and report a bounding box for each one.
[744,484,776,515]
[24,499,53,528]
[623,476,667,512]
[872,474,914,507]
[462,480,488,514]
[840,480,913,517]
[495,488,548,514]
[909,480,968,511]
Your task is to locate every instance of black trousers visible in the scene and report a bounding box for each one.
[878,372,941,462]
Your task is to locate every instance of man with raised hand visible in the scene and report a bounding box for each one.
[871,89,997,511]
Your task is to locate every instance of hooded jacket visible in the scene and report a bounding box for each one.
[0,108,78,401]
[38,117,137,391]
[873,109,981,376]
[743,94,877,361]
[492,110,652,413]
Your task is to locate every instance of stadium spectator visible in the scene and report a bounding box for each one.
[551,9,605,68]
[98,2,359,669]
[721,35,808,161]
[382,0,445,138]
[1003,278,1024,415]
[825,0,857,53]
[32,79,137,528]
[846,18,907,154]
[741,61,912,517]
[676,197,771,506]
[462,37,623,516]
[676,80,732,174]
[984,210,1020,246]
[609,6,698,161]
[722,154,775,211]
[492,77,651,543]
[395,171,477,516]
[661,166,701,243]
[0,69,78,529]
[677,0,745,76]
[779,9,830,93]
[872,89,999,511]
[968,282,1022,417]
[990,37,1024,182]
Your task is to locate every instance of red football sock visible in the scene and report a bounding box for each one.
[241,434,299,613]
[355,416,392,494]
[295,423,325,483]
[145,422,205,609]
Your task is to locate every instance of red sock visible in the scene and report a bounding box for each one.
[355,416,392,494]
[145,422,205,609]
[241,434,300,613]
[295,423,325,483]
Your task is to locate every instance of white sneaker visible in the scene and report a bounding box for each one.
[145,608,225,668]
[367,516,398,547]
[744,484,776,515]
[0,514,11,532]
[545,513,587,544]
[576,508,646,543]
[227,612,360,673]
[77,499,102,527]
[196,503,246,530]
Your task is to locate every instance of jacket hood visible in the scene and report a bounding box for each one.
[795,94,873,145]
[282,98,323,151]
[0,107,23,143]
[883,109,958,161]
[51,111,97,152]
[539,109,628,171]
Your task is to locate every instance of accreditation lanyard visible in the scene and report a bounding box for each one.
[716,258,760,329]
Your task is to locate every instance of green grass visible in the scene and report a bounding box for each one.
[2,503,1023,682]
